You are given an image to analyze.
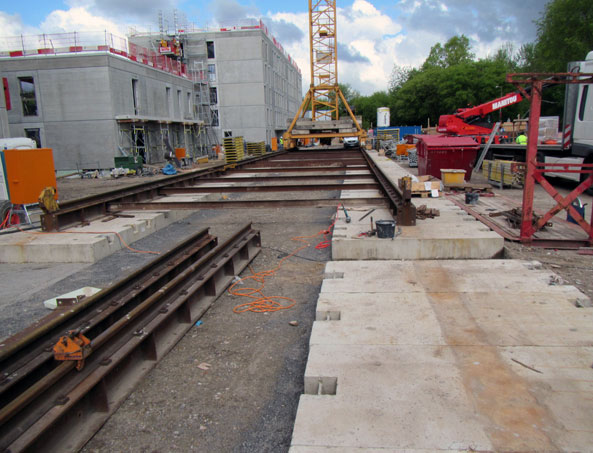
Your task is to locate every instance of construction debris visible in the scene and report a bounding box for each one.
[489,207,552,230]
[416,204,440,220]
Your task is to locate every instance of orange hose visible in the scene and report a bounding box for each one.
[230,207,339,313]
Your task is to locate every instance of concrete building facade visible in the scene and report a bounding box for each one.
[0,51,202,170]
[0,22,301,170]
[129,23,302,145]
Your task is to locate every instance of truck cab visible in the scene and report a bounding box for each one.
[565,51,593,158]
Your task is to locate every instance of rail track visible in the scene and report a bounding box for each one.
[42,147,416,231]
[0,224,261,452]
[2,146,416,451]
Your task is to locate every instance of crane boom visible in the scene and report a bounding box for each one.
[437,90,525,142]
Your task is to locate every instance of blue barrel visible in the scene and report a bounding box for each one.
[567,198,586,224]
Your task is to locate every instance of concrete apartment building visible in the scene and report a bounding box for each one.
[129,22,303,145]
[1,49,200,170]
[0,22,301,170]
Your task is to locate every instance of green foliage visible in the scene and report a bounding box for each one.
[337,83,360,118]
[388,65,414,93]
[389,58,526,126]
[350,91,390,129]
[532,0,593,72]
[421,35,474,70]
[351,0,593,128]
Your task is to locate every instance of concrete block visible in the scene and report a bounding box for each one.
[337,155,504,260]
[291,259,593,452]
[293,344,493,451]
[0,210,190,263]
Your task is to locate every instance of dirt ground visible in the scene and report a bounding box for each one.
[2,160,592,452]
[54,173,336,452]
[470,169,593,301]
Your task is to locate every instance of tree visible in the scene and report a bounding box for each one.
[337,83,360,118]
[532,0,593,72]
[388,64,414,93]
[421,35,474,70]
[350,91,391,129]
[391,59,527,126]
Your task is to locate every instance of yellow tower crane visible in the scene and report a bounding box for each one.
[284,0,366,148]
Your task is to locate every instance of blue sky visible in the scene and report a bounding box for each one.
[0,0,549,95]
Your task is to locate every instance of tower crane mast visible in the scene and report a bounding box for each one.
[284,0,365,148]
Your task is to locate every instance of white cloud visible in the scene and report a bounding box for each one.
[269,0,404,95]
[40,7,127,35]
[0,12,38,38]
[1,0,549,97]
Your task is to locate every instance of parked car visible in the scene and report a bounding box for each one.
[343,136,359,148]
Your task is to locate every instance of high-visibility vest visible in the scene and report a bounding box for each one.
[516,134,527,145]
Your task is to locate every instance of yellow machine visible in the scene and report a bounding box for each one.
[284,0,366,148]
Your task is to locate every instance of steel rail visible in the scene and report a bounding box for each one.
[361,151,417,226]
[241,159,366,167]
[41,147,409,233]
[159,182,380,194]
[108,198,388,211]
[0,227,214,368]
[227,165,364,173]
[0,224,261,452]
[0,227,217,426]
[41,151,289,232]
[200,174,373,183]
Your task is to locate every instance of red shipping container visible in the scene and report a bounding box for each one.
[414,135,479,180]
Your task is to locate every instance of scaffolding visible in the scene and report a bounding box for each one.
[191,59,219,157]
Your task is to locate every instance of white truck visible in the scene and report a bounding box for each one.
[544,50,593,183]
[482,51,593,187]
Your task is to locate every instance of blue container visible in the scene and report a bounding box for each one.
[567,198,586,224]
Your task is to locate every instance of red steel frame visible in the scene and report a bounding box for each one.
[507,73,593,245]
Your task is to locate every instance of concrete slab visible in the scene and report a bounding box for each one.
[0,209,190,263]
[333,151,504,260]
[291,259,593,452]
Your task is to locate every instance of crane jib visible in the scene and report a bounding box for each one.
[492,95,518,110]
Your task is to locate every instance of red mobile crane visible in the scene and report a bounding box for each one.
[437,91,524,143]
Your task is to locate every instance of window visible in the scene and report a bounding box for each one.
[166,87,171,116]
[177,90,182,117]
[187,92,192,116]
[208,64,216,82]
[209,87,218,104]
[579,85,589,122]
[131,79,139,115]
[211,108,219,127]
[206,41,215,59]
[18,77,37,116]
[2,78,10,111]
[24,128,41,148]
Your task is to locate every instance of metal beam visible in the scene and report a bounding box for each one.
[109,198,388,211]
[160,182,379,194]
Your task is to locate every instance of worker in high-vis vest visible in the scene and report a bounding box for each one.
[516,131,527,145]
[279,136,284,148]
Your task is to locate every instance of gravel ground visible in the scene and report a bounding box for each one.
[1,174,335,452]
[1,159,591,452]
[82,207,331,453]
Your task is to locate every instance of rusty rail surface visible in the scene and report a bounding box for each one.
[0,224,261,452]
[43,147,414,230]
[361,152,416,226]
[41,151,289,232]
